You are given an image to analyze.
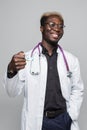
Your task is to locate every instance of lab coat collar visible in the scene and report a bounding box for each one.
[38,42,61,56]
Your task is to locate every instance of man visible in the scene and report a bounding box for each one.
[4,12,84,130]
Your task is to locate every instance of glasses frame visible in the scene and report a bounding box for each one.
[45,22,65,29]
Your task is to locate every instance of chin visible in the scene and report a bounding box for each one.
[48,40,58,47]
[48,36,63,47]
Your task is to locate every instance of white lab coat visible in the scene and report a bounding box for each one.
[5,45,84,130]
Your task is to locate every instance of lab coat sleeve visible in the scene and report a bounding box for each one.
[4,69,25,97]
[68,57,84,121]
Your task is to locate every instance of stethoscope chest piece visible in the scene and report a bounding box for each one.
[67,71,72,78]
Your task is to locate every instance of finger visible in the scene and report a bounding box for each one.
[13,54,26,62]
[14,51,25,59]
[14,61,26,71]
[17,51,25,57]
[16,66,26,71]
[14,57,26,62]
[15,61,26,66]
[15,63,26,71]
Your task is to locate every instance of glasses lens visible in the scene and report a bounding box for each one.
[49,22,55,28]
[45,22,65,29]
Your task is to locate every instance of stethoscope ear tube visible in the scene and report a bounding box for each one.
[58,45,72,78]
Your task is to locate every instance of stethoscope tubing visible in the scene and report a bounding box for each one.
[58,45,69,72]
[30,42,72,78]
[31,43,41,57]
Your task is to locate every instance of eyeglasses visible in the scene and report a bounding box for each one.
[45,22,65,29]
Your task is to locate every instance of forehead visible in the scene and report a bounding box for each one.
[46,16,63,24]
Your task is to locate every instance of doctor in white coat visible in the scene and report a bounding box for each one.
[5,12,84,130]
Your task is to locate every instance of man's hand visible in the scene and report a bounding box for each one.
[8,51,26,74]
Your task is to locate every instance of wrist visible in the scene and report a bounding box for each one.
[7,68,17,78]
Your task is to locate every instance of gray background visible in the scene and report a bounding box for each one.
[0,0,87,130]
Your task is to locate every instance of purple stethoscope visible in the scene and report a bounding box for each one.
[29,42,72,78]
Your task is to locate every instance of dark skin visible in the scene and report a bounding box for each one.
[40,16,64,55]
[8,16,64,74]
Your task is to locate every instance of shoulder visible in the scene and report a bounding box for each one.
[63,50,80,69]
[63,50,78,61]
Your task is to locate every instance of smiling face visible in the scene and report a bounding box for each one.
[40,15,64,46]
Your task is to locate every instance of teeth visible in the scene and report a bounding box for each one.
[52,34,58,38]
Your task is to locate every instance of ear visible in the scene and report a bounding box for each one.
[40,26,43,33]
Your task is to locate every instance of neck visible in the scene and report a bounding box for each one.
[41,40,58,56]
